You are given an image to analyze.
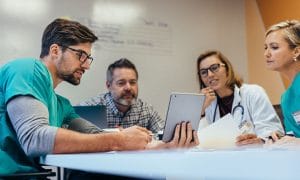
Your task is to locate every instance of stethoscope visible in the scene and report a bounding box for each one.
[212,92,244,123]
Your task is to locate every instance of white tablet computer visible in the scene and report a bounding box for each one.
[162,92,206,142]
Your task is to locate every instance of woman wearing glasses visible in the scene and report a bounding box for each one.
[265,20,300,144]
[197,50,283,145]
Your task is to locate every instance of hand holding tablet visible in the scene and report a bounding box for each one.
[162,93,206,142]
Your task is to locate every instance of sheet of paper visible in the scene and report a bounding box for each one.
[103,128,120,132]
[197,114,241,149]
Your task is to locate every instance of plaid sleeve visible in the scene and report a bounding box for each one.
[146,104,164,133]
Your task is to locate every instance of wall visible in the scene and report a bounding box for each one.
[0,0,247,117]
[256,0,300,89]
[246,0,300,104]
[256,0,300,29]
[245,0,284,104]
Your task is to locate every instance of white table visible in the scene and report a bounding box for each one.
[40,148,299,179]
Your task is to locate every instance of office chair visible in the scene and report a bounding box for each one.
[0,167,56,180]
[73,105,107,129]
[273,104,285,130]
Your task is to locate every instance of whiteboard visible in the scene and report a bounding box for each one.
[0,0,247,118]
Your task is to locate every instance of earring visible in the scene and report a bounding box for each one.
[293,57,298,62]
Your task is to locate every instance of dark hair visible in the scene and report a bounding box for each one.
[197,50,243,89]
[107,58,138,82]
[40,18,98,58]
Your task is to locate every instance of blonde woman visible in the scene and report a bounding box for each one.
[265,20,300,144]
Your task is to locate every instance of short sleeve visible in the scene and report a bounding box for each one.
[56,94,80,125]
[1,59,52,106]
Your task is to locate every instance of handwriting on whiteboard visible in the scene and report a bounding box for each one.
[83,18,172,55]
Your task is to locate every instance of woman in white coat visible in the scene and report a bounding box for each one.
[197,50,283,145]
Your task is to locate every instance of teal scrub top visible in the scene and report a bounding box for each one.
[0,58,79,175]
[281,72,300,137]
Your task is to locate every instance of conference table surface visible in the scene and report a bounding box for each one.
[40,146,299,179]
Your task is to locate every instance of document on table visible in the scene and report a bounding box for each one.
[197,114,241,149]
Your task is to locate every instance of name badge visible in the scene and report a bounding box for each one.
[292,110,300,125]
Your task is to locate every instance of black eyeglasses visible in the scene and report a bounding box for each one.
[60,45,94,65]
[198,63,225,78]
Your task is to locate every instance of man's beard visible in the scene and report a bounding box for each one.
[114,91,137,106]
[61,74,80,85]
[58,69,83,85]
[57,55,84,85]
[118,97,137,106]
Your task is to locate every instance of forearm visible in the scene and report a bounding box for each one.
[8,96,149,155]
[7,96,122,155]
[53,128,132,153]
[67,118,103,134]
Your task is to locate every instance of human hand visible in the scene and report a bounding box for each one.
[269,135,297,145]
[264,135,300,149]
[167,122,200,148]
[200,87,216,114]
[264,131,285,144]
[146,122,199,150]
[236,133,264,146]
[119,126,152,150]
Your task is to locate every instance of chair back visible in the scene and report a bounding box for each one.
[73,105,107,129]
[0,169,56,180]
[273,104,285,129]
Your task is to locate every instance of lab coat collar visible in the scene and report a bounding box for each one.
[232,85,242,109]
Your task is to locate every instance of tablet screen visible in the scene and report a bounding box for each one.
[162,93,205,142]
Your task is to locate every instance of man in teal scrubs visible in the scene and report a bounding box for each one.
[0,18,199,175]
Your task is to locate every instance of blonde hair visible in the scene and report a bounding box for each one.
[266,20,300,50]
[197,50,243,89]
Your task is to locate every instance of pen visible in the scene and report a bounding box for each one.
[268,133,294,142]
[268,136,275,142]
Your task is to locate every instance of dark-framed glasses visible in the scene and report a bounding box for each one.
[60,45,94,65]
[198,63,225,78]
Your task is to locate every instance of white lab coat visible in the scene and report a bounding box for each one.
[204,84,284,138]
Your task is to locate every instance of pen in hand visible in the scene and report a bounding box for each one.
[268,131,290,142]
